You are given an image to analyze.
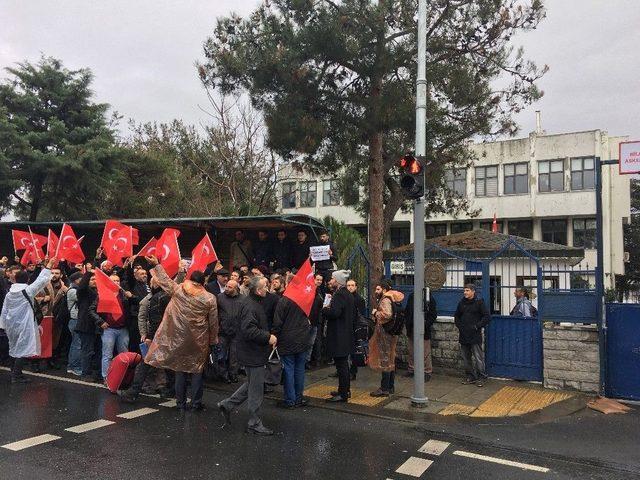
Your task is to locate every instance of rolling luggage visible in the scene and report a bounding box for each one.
[105,351,142,393]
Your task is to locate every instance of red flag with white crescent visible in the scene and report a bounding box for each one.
[101,220,139,248]
[492,213,498,233]
[156,228,181,278]
[56,224,85,264]
[103,226,134,267]
[47,229,59,258]
[12,229,47,252]
[94,268,123,317]
[136,237,158,257]
[283,259,317,316]
[187,234,218,279]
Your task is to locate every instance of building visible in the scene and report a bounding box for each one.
[277,127,632,288]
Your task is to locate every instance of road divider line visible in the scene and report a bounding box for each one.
[159,399,177,408]
[65,419,115,434]
[395,457,433,477]
[419,439,450,456]
[453,450,549,473]
[117,407,158,419]
[0,366,105,389]
[2,434,61,451]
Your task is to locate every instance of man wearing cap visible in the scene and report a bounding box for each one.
[323,269,356,403]
[206,268,230,296]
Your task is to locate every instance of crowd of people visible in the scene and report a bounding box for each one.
[0,226,497,436]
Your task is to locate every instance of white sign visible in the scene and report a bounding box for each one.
[620,141,640,175]
[310,245,331,262]
[390,261,406,275]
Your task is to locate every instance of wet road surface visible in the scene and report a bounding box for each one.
[0,370,636,480]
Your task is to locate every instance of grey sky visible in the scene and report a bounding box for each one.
[1,0,639,143]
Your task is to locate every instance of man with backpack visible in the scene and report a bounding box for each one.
[369,280,405,398]
[454,284,491,387]
[64,272,83,376]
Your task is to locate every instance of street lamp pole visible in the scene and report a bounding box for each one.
[411,0,428,407]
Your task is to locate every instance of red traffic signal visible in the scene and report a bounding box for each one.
[398,154,425,199]
[399,155,423,174]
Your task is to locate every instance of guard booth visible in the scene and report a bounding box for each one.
[0,215,326,266]
[385,229,595,382]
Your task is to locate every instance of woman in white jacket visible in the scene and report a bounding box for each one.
[0,257,56,383]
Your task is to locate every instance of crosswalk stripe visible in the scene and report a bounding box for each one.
[116,407,158,419]
[0,366,105,389]
[453,450,549,473]
[65,419,115,433]
[2,434,61,451]
[395,457,433,477]
[159,399,177,408]
[418,439,450,456]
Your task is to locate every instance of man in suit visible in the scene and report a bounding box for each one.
[206,268,230,296]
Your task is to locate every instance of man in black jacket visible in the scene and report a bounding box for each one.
[73,270,100,382]
[291,230,312,270]
[454,284,491,387]
[272,229,292,271]
[312,231,337,282]
[217,276,277,436]
[216,279,243,383]
[323,269,356,403]
[404,292,437,381]
[253,230,274,269]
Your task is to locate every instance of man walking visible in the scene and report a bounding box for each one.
[218,276,277,435]
[144,256,219,413]
[323,270,356,403]
[454,284,491,387]
[0,257,56,383]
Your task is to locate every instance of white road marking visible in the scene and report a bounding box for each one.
[453,450,550,473]
[2,434,61,451]
[117,407,158,419]
[0,366,105,389]
[395,457,433,477]
[65,419,115,434]
[419,439,450,456]
[159,399,177,408]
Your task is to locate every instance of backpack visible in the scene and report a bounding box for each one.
[383,300,405,336]
[52,289,75,326]
[22,290,44,325]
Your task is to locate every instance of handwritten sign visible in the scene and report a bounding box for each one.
[310,245,331,262]
[620,141,640,175]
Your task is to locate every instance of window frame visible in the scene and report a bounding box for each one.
[572,218,597,249]
[570,157,595,191]
[508,220,534,239]
[281,182,297,209]
[475,165,498,197]
[541,219,568,245]
[445,169,467,197]
[503,162,529,195]
[479,221,504,233]
[322,179,341,207]
[450,222,473,234]
[299,180,317,208]
[425,223,448,239]
[538,159,565,193]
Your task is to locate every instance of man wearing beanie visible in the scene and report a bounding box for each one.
[323,269,356,402]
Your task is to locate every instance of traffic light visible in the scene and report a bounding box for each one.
[398,154,425,199]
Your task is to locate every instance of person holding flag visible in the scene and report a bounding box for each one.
[271,259,316,409]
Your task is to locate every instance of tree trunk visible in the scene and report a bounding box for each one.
[368,131,385,297]
[29,179,44,222]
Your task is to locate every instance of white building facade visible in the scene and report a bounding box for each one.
[278,129,632,288]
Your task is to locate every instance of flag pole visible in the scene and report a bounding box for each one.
[28,225,42,263]
[54,223,65,259]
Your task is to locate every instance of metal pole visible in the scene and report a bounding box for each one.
[411,0,428,407]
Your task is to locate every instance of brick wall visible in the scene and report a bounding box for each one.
[543,324,600,393]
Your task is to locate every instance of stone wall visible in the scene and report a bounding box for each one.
[430,317,465,371]
[543,323,600,393]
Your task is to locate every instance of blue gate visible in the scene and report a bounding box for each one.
[485,239,543,381]
[606,303,640,400]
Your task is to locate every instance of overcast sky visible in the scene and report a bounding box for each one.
[1,0,639,142]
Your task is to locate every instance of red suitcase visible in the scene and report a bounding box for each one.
[105,352,142,393]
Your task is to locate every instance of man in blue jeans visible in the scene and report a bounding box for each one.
[65,272,83,376]
[272,295,312,408]
[89,274,131,380]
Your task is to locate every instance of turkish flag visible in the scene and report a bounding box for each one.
[94,268,123,317]
[30,316,53,359]
[46,229,59,258]
[156,228,181,278]
[187,234,218,279]
[103,226,134,267]
[283,259,317,316]
[101,220,139,248]
[56,224,85,264]
[492,213,498,233]
[136,237,158,257]
[12,230,47,252]
[20,244,45,266]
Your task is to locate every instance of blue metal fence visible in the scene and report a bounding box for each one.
[606,303,640,400]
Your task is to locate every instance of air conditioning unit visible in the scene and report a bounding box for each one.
[624,251,630,263]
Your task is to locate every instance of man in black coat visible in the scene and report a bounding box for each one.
[205,268,229,296]
[215,279,243,383]
[311,231,337,282]
[454,284,491,387]
[323,269,356,402]
[291,230,312,270]
[253,230,274,269]
[272,229,292,271]
[217,276,278,436]
[404,292,437,381]
[73,270,100,381]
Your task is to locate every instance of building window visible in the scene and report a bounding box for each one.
[475,166,498,197]
[299,181,317,207]
[480,221,504,233]
[322,179,341,206]
[504,163,529,194]
[541,219,568,245]
[451,222,473,234]
[390,226,410,248]
[426,223,447,239]
[573,218,596,249]
[571,157,595,190]
[445,169,467,196]
[343,182,359,206]
[281,182,296,209]
[539,159,565,192]
[508,220,533,239]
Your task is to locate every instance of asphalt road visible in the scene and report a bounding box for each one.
[0,371,637,480]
